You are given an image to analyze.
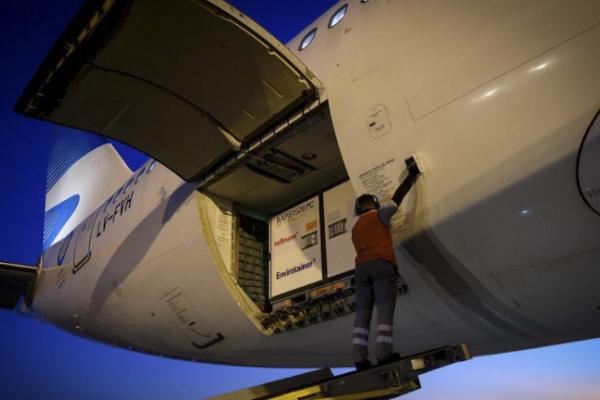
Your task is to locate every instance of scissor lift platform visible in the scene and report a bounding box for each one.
[206,343,472,400]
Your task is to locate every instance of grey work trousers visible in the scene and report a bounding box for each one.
[352,259,398,362]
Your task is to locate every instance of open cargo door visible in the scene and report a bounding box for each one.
[14,0,322,182]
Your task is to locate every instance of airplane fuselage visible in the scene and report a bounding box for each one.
[26,0,600,367]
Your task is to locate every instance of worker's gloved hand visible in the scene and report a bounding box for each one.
[405,156,422,176]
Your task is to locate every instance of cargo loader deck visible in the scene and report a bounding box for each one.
[206,343,472,400]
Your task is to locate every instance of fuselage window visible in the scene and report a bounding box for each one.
[124,178,134,193]
[113,187,123,203]
[147,160,156,173]
[299,28,317,51]
[103,196,113,212]
[329,4,348,28]
[135,167,146,184]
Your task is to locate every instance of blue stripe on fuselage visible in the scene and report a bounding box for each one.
[43,194,80,251]
[46,127,106,194]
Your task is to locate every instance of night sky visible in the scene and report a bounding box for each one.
[1,1,599,399]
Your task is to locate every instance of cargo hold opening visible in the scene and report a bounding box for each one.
[197,101,409,335]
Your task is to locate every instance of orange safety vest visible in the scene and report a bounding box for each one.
[351,210,397,268]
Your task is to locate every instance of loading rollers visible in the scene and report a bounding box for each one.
[207,343,472,400]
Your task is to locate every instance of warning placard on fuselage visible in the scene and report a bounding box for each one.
[270,196,323,298]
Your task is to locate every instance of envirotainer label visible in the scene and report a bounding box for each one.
[270,196,322,298]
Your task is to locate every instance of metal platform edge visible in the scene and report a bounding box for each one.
[206,343,472,400]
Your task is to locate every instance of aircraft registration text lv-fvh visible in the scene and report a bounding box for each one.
[3,0,600,376]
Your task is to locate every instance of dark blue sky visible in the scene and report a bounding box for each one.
[1,1,599,399]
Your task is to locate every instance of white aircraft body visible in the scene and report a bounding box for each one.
[3,0,600,371]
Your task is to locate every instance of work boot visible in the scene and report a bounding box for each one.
[354,359,372,371]
[377,352,401,365]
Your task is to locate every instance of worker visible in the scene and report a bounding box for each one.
[351,158,421,371]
